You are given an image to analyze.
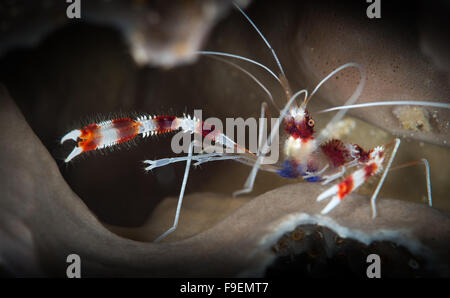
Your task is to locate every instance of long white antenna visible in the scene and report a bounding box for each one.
[316,100,450,113]
[206,55,280,110]
[312,63,366,145]
[233,2,286,78]
[197,51,281,83]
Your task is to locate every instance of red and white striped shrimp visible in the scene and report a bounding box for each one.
[198,3,449,218]
[61,2,450,241]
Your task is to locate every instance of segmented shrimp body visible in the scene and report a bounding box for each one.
[277,105,387,214]
[60,2,447,241]
[218,57,386,216]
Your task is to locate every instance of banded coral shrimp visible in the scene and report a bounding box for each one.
[60,2,450,243]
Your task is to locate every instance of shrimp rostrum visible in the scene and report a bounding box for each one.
[60,2,450,242]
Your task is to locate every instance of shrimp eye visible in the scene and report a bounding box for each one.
[308,119,315,127]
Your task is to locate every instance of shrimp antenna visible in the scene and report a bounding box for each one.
[302,63,365,107]
[310,62,366,145]
[233,2,286,78]
[315,100,450,113]
[206,55,280,110]
[197,51,281,83]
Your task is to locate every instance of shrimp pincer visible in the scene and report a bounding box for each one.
[61,114,241,163]
[61,115,187,162]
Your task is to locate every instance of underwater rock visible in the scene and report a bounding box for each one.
[106,192,252,243]
[113,183,450,277]
[0,0,240,67]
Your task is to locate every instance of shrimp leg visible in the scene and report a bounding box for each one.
[153,141,194,243]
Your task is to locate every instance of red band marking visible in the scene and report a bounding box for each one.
[201,121,217,140]
[364,163,378,179]
[354,145,372,163]
[154,115,177,133]
[320,139,352,168]
[338,176,354,200]
[78,123,101,152]
[112,118,141,144]
[284,110,314,141]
